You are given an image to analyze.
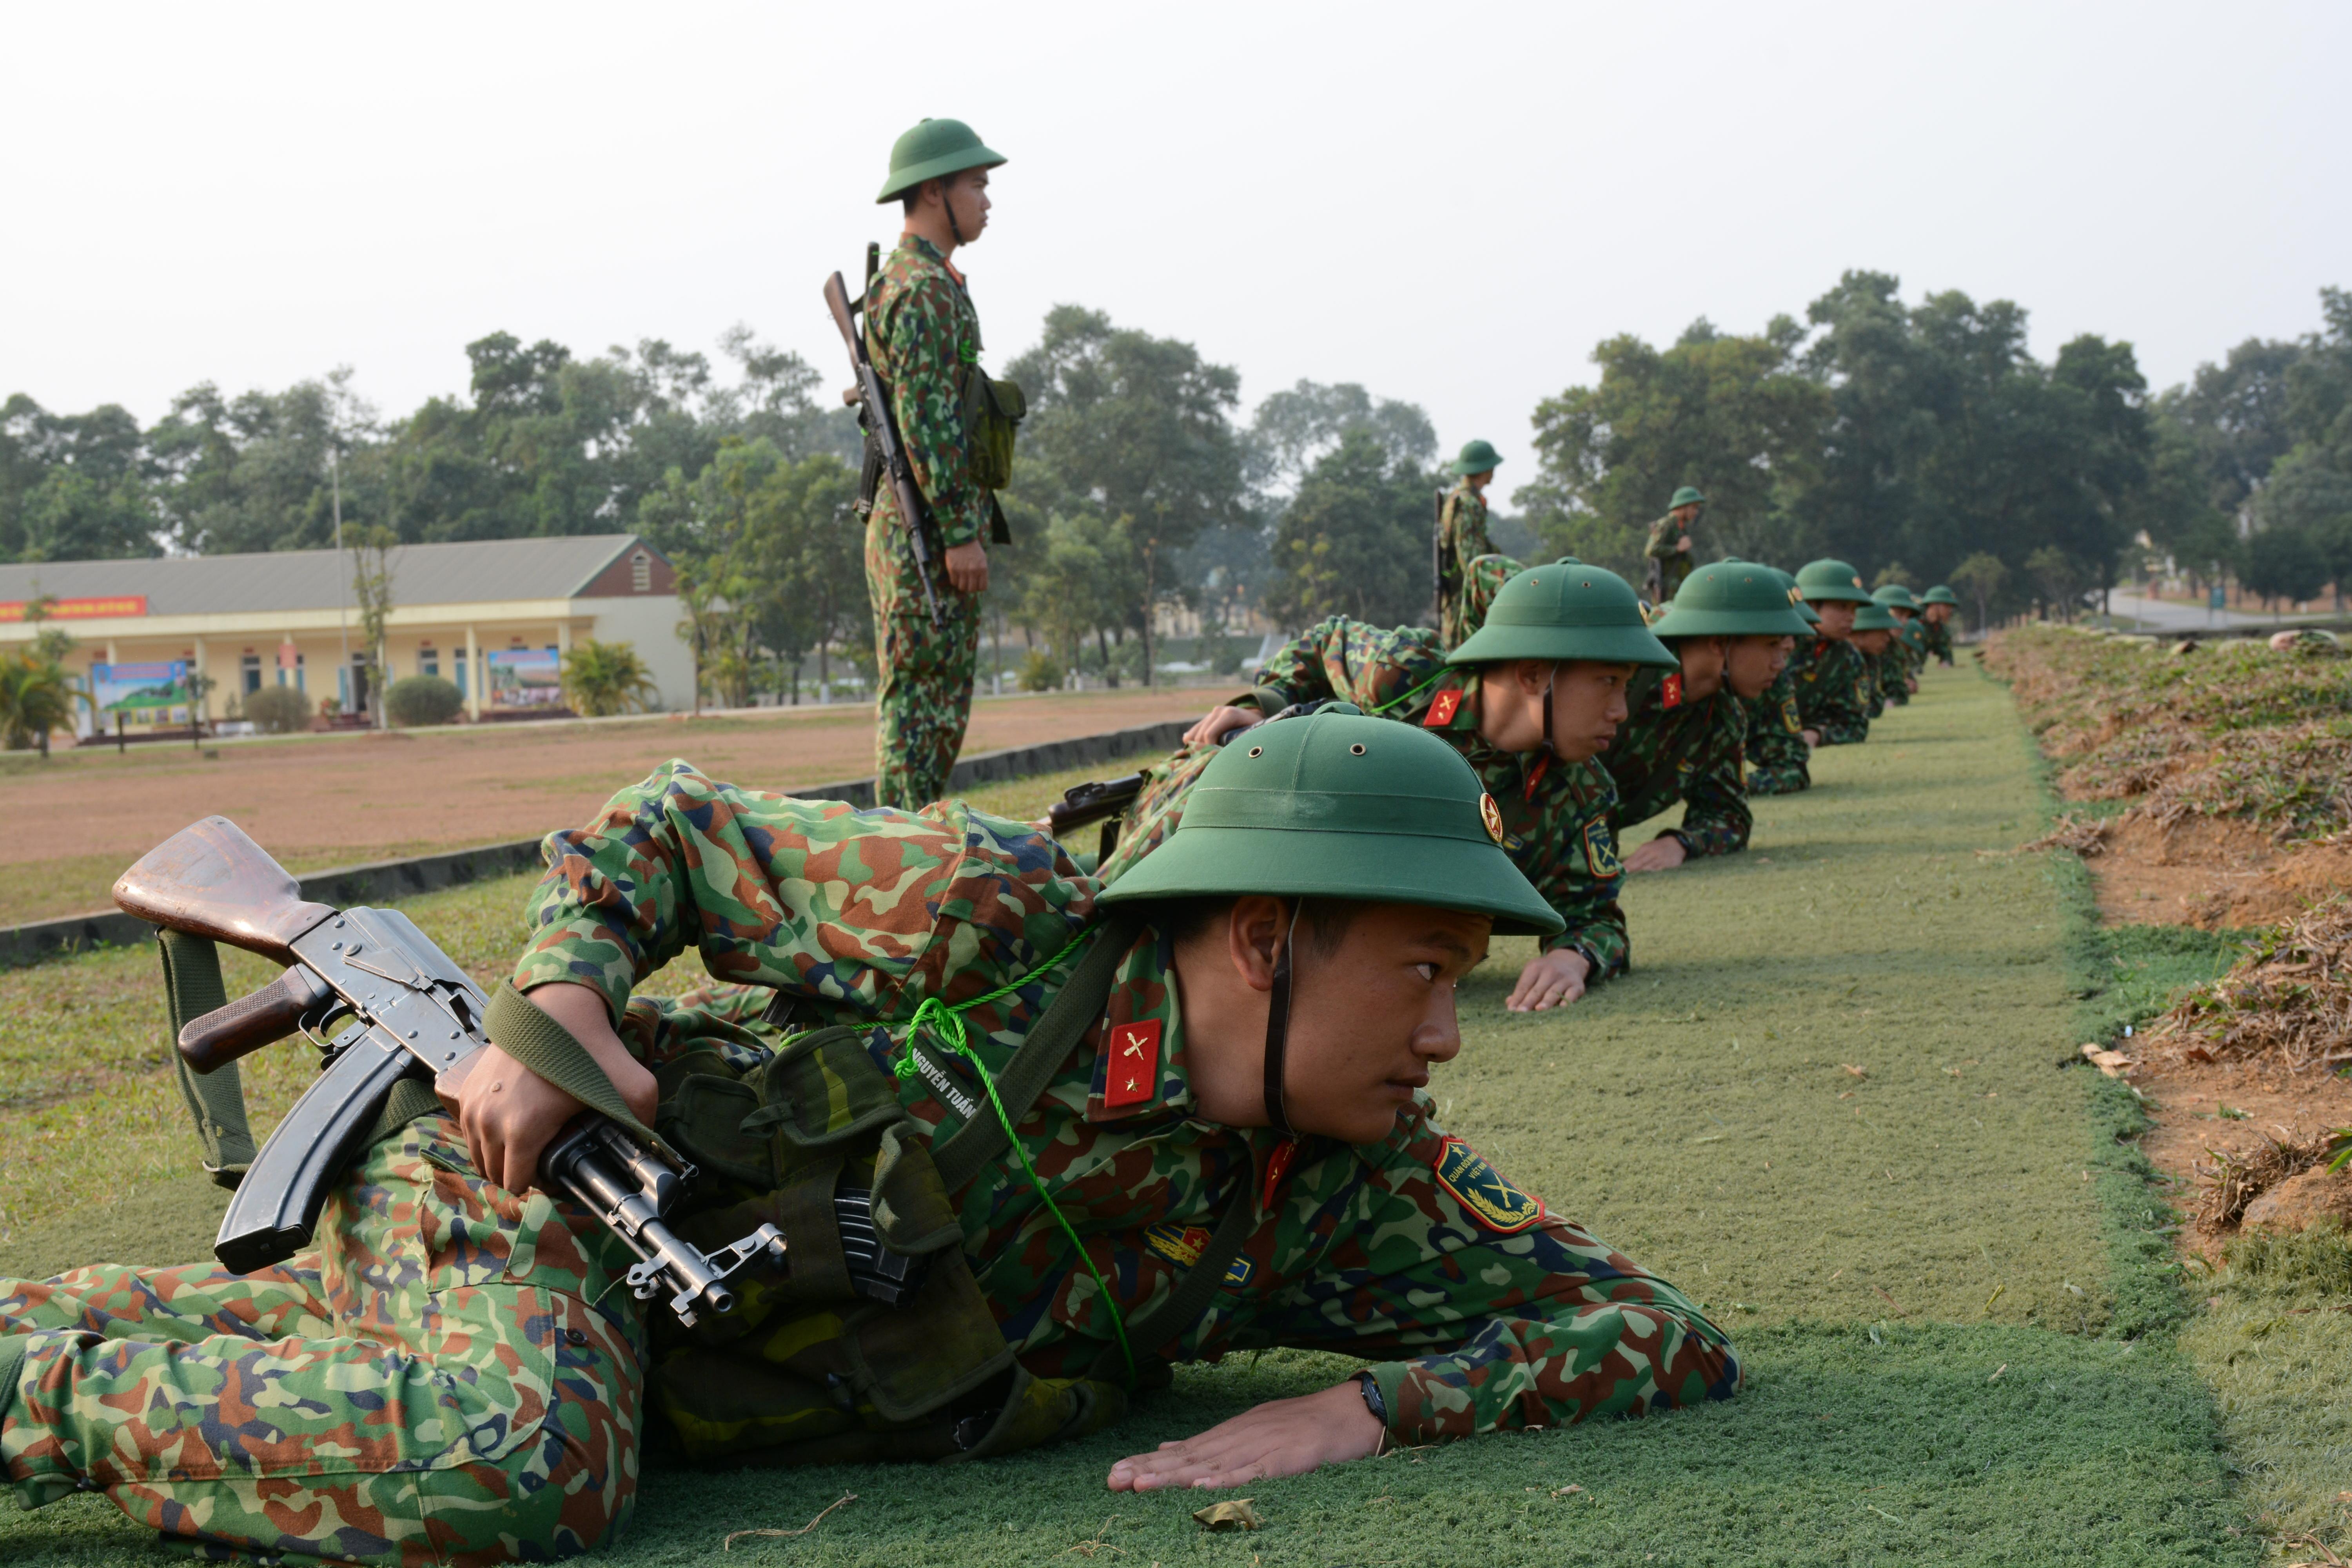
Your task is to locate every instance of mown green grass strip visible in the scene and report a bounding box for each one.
[0,670,2252,1562]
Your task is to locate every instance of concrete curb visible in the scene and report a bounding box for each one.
[1,718,1187,969]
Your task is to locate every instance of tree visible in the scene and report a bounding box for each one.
[1948,552,2008,635]
[0,651,83,752]
[2239,526,2329,611]
[2252,450,2352,608]
[0,395,157,562]
[1521,316,1828,579]
[1246,380,1434,494]
[1002,307,1245,684]
[1263,430,1430,628]
[560,639,658,717]
[350,525,397,726]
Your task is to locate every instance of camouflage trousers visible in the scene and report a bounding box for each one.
[0,1117,646,1566]
[866,512,982,811]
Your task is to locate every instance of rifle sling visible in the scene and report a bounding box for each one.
[933,911,1144,1196]
[157,929,257,1189]
[482,982,671,1156]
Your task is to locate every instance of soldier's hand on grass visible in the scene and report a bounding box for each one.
[1801,728,1821,749]
[1105,1381,1382,1492]
[438,982,659,1195]
[944,540,989,595]
[1184,705,1263,747]
[1507,947,1591,1011]
[1622,835,1688,873]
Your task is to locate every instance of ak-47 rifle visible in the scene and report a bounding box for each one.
[1047,773,1145,863]
[827,246,944,628]
[1431,487,1453,626]
[113,817,787,1327]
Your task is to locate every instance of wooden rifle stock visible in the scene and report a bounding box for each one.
[113,815,335,963]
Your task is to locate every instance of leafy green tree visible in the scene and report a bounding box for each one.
[1948,552,2008,635]
[1003,307,1245,681]
[559,639,658,716]
[2240,524,2330,610]
[1521,316,1827,577]
[1245,380,1434,494]
[1264,430,1430,628]
[0,396,156,562]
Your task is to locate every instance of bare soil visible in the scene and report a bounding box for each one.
[2131,1058,2352,1266]
[2087,816,2352,928]
[2,687,1208,924]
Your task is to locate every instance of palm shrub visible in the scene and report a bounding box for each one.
[561,639,658,717]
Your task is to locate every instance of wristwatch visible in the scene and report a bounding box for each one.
[1357,1373,1388,1424]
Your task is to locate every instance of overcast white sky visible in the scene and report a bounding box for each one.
[3,0,2345,470]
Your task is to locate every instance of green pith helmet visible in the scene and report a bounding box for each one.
[1793,558,1874,604]
[1097,706,1562,936]
[1646,562,1815,640]
[1871,583,1920,611]
[1448,561,1678,669]
[1452,439,1503,476]
[876,118,1007,203]
[1768,566,1823,626]
[1922,584,1960,606]
[1669,486,1707,510]
[1851,602,1900,632]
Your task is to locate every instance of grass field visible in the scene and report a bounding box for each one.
[0,667,2263,1563]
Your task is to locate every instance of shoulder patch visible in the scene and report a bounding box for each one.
[1143,1222,1253,1287]
[1103,1019,1163,1109]
[1433,1137,1546,1234]
[1583,818,1623,879]
[1423,688,1463,728]
[1660,673,1683,710]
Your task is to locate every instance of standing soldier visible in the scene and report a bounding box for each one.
[1100,559,1677,1010]
[1744,565,1816,796]
[864,117,1014,808]
[1788,559,1875,747]
[1642,486,1706,603]
[1920,585,1960,664]
[1436,440,1501,645]
[1612,560,1811,872]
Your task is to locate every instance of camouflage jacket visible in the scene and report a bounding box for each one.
[1642,514,1696,597]
[864,235,991,549]
[1741,665,1808,771]
[511,764,1737,1443]
[1896,618,1927,673]
[1788,635,1871,745]
[1605,665,1751,857]
[1922,616,1955,661]
[1131,619,1630,971]
[1436,483,1494,645]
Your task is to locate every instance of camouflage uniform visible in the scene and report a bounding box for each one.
[1922,616,1955,666]
[0,767,1742,1561]
[865,234,992,809]
[1,1122,646,1565]
[1100,619,1631,976]
[1436,481,1493,646]
[1790,635,1872,745]
[1642,514,1696,601]
[1606,664,1752,856]
[1742,666,1811,796]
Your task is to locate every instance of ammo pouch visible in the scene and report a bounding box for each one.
[646,915,1240,1466]
[964,370,1022,544]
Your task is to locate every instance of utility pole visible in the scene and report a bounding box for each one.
[332,446,351,724]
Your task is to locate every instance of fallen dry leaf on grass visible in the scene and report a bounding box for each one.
[722,1494,857,1550]
[1193,1501,1262,1532]
[2080,1044,2133,1077]
[1842,1064,1868,1078]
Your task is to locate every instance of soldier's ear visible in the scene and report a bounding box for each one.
[1227,896,1287,993]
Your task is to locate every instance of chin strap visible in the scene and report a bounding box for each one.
[1263,900,1303,1136]
[943,179,966,246]
[1539,664,1560,759]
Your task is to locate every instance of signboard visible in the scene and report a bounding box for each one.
[486,648,564,709]
[2209,584,2227,610]
[0,595,147,622]
[92,661,194,728]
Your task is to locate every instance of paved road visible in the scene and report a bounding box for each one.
[2102,589,2274,630]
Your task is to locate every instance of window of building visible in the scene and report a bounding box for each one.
[453,653,467,698]
[241,653,263,694]
[631,550,652,592]
[420,646,440,679]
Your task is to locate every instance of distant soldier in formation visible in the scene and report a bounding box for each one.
[1103,558,1677,1011]
[1642,486,1706,603]
[1868,584,1922,707]
[1787,559,1875,747]
[1743,566,1817,796]
[1920,585,1960,664]
[1435,440,1501,644]
[1849,601,1902,718]
[1610,561,1811,872]
[864,118,1014,809]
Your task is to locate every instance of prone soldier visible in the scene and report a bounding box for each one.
[1097,559,1678,1011]
[1849,600,1902,717]
[1743,565,1817,797]
[1869,584,1923,706]
[862,118,1018,809]
[1787,559,1876,747]
[0,719,1741,1563]
[1610,561,1811,872]
[1920,584,1960,664]
[1435,440,1501,646]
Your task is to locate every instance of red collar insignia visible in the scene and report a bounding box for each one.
[1102,1018,1163,1110]
[1661,673,1683,710]
[1423,688,1463,728]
